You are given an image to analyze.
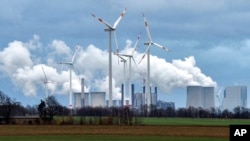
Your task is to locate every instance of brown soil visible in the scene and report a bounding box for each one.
[0,125,229,138]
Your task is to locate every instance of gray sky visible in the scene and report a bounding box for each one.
[1,0,250,108]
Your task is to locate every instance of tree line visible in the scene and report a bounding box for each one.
[1,90,250,125]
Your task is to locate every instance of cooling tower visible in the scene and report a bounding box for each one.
[90,92,106,107]
[223,86,247,111]
[186,86,215,109]
[74,92,89,109]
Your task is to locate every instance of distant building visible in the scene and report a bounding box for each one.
[157,100,175,109]
[74,92,106,108]
[133,87,157,109]
[90,92,106,107]
[222,86,247,111]
[134,93,145,108]
[74,92,89,109]
[186,86,215,109]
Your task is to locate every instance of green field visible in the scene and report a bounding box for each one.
[142,117,250,126]
[64,116,250,126]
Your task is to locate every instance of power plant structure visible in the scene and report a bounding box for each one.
[73,81,170,110]
[133,86,157,109]
[74,78,106,108]
[157,100,175,110]
[74,92,106,108]
[186,86,215,109]
[74,92,89,108]
[222,86,247,111]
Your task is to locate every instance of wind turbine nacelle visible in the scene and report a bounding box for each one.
[104,28,115,31]
[144,42,151,46]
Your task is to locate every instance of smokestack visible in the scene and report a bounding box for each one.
[121,84,124,107]
[143,86,145,94]
[81,78,84,108]
[155,87,157,104]
[132,84,134,108]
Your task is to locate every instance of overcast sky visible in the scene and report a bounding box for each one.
[1,0,250,108]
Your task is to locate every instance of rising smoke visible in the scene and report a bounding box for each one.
[0,35,216,100]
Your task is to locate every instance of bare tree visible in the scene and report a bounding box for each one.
[0,91,20,124]
[46,96,61,121]
[37,96,61,124]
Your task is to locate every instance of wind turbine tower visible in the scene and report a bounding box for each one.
[115,54,127,106]
[92,8,126,107]
[138,14,169,112]
[118,33,141,106]
[59,46,79,113]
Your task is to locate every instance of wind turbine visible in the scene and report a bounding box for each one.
[114,54,127,106]
[59,46,80,113]
[92,8,126,107]
[41,65,49,99]
[117,32,141,106]
[138,14,169,112]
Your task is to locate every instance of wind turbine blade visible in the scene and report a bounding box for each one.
[142,13,152,42]
[138,54,146,65]
[115,54,126,61]
[216,87,223,96]
[91,13,114,29]
[132,57,138,69]
[41,65,48,82]
[152,42,169,52]
[131,32,141,56]
[138,44,151,65]
[71,46,80,64]
[113,8,126,29]
[113,31,120,64]
[114,31,119,54]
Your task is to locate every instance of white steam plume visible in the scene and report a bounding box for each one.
[0,35,216,101]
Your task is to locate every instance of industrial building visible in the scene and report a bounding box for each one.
[222,86,247,111]
[74,92,89,109]
[74,92,106,108]
[186,86,215,109]
[133,86,157,109]
[74,83,162,109]
[157,100,175,110]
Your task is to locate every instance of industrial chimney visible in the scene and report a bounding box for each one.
[81,78,84,108]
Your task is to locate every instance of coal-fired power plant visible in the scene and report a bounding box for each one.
[74,83,160,109]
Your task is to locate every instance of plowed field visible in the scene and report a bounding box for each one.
[0,125,228,138]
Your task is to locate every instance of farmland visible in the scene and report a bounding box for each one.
[142,117,250,126]
[0,125,228,141]
[0,118,237,141]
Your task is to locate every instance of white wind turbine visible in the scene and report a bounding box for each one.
[115,54,127,106]
[117,33,141,106]
[59,46,80,112]
[41,65,49,99]
[138,14,169,112]
[92,8,126,107]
